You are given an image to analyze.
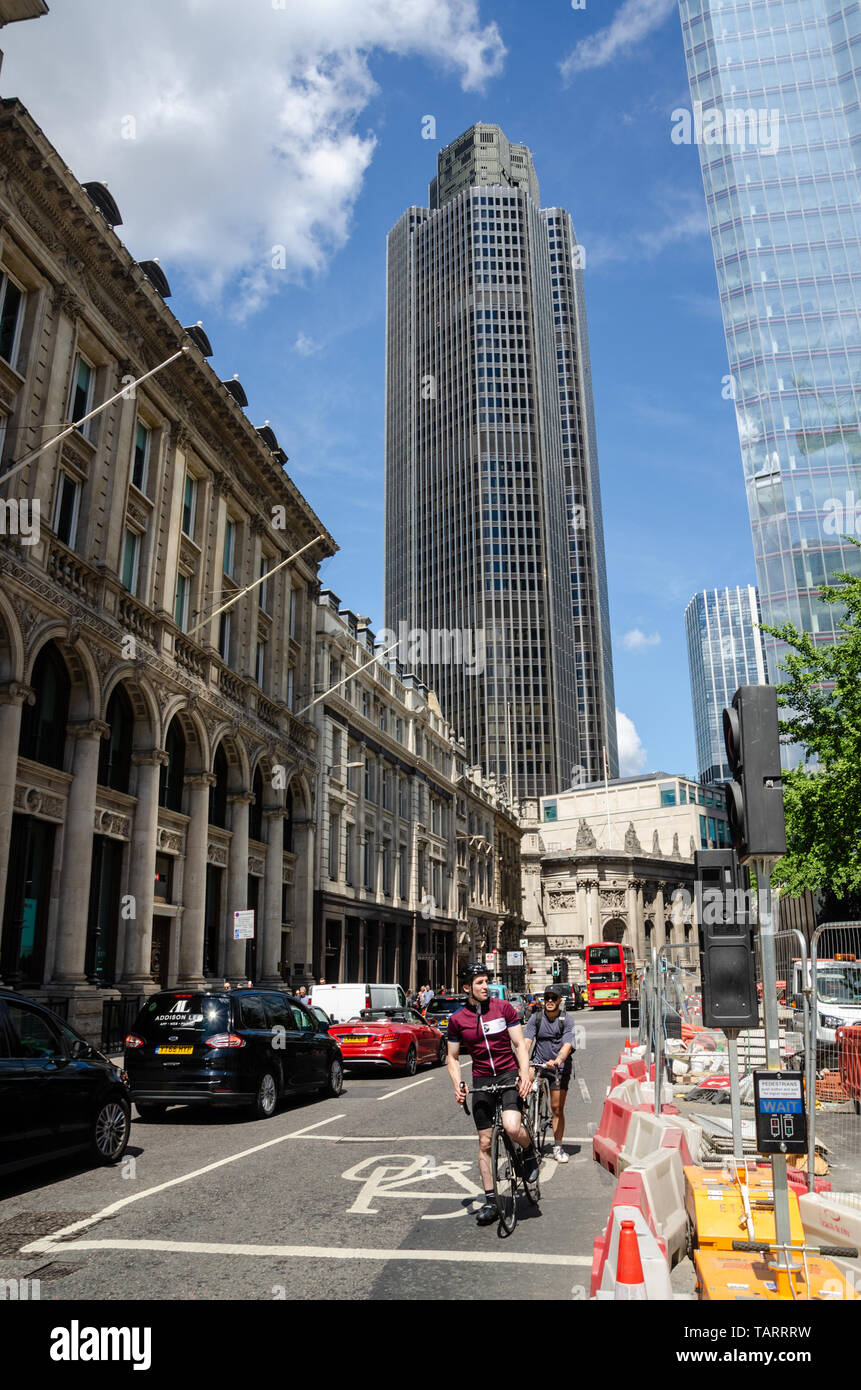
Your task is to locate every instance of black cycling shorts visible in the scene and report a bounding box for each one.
[545,1064,572,1093]
[469,1069,523,1131]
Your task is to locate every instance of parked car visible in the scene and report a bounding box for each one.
[328,1006,447,1074]
[309,982,407,1024]
[0,989,130,1177]
[555,984,583,1012]
[124,988,343,1120]
[508,992,528,1021]
[423,993,466,1032]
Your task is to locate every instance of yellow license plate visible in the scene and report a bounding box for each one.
[438,1018,448,1027]
[157,1046,194,1055]
[341,1035,370,1044]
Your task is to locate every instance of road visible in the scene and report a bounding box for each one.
[0,1010,630,1302]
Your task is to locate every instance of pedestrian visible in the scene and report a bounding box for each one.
[297,985,307,999]
[318,977,326,986]
[524,986,575,1163]
[424,982,435,1006]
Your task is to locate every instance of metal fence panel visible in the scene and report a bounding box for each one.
[810,924,861,1196]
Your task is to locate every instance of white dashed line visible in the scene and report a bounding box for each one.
[578,1078,591,1102]
[21,1236,593,1267]
[378,1074,437,1100]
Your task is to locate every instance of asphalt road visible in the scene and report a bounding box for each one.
[0,1010,633,1302]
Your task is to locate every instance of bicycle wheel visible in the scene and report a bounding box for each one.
[491,1123,518,1235]
[536,1082,554,1159]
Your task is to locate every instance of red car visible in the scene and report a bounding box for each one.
[328,1007,447,1075]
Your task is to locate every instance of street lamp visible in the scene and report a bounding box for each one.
[326,762,364,776]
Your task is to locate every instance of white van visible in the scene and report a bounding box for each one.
[310,983,407,1025]
[789,957,861,1059]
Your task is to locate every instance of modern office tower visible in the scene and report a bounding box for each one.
[678,3,861,714]
[684,586,767,784]
[385,123,617,800]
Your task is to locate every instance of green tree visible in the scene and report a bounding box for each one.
[760,541,861,899]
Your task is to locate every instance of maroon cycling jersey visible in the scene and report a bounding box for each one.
[446,998,521,1078]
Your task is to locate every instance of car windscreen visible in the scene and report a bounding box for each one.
[817,967,861,1004]
[133,994,229,1038]
[426,997,464,1014]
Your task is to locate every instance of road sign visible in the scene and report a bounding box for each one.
[233,909,255,940]
[519,938,529,949]
[507,951,524,966]
[753,1071,807,1155]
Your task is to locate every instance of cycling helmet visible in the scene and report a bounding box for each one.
[459,961,493,986]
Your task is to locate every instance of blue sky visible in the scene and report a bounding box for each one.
[3,0,757,780]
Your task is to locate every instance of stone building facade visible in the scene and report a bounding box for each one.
[0,98,335,1042]
[312,591,524,992]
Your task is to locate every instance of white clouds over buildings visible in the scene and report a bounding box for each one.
[616,711,648,776]
[622,628,662,651]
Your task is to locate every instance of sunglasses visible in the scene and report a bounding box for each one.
[545,995,560,1002]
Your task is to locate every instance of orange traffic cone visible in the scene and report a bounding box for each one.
[614,1219,647,1300]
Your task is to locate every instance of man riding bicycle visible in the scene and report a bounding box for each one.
[524,986,575,1163]
[446,963,538,1226]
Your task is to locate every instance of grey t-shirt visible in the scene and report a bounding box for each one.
[524,1010,575,1066]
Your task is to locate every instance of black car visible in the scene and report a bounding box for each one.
[556,984,585,1012]
[423,993,467,1033]
[124,989,344,1120]
[0,989,130,1177]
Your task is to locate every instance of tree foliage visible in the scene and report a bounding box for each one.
[760,540,861,899]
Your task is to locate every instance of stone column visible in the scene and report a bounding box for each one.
[259,806,284,985]
[224,791,253,980]
[177,773,215,987]
[637,882,647,957]
[409,915,417,992]
[0,683,33,976]
[655,881,667,952]
[53,721,109,983]
[122,749,169,986]
[586,879,600,945]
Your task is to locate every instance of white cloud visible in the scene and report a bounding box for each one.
[2,0,505,317]
[616,710,647,776]
[622,629,662,651]
[560,0,678,79]
[293,332,323,356]
[585,190,709,269]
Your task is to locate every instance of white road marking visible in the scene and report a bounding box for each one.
[378,1074,437,1100]
[578,1078,591,1102]
[20,1236,593,1267]
[299,1134,594,1143]
[19,1112,345,1252]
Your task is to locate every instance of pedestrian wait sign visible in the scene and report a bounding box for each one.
[752,1071,807,1155]
[233,909,255,940]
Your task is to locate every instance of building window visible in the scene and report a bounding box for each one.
[328,815,339,880]
[0,272,24,368]
[174,570,190,631]
[382,769,390,810]
[259,554,270,611]
[132,420,150,492]
[255,639,266,687]
[286,667,294,711]
[223,518,236,577]
[53,472,80,548]
[121,528,140,594]
[288,585,297,637]
[68,354,94,435]
[182,472,197,537]
[660,783,677,807]
[153,853,173,904]
[218,611,231,662]
[364,757,375,803]
[399,778,408,818]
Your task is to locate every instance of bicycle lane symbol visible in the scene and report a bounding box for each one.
[342,1153,485,1220]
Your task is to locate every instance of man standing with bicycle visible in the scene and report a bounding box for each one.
[446,963,538,1226]
[524,986,575,1163]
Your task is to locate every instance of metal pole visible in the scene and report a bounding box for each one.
[808,926,821,1196]
[725,1030,745,1167]
[654,945,663,1116]
[756,857,792,1248]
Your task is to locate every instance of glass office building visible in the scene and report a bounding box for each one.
[385,124,618,799]
[678,2,861,724]
[684,585,766,783]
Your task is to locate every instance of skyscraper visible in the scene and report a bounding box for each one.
[678,2,861,714]
[384,123,617,800]
[684,585,766,784]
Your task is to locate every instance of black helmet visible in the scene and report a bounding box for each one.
[460,961,492,986]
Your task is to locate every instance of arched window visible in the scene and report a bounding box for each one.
[98,685,134,793]
[19,644,70,769]
[209,744,228,828]
[249,766,264,842]
[159,720,185,812]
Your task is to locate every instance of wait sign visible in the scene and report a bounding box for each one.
[753,1071,807,1155]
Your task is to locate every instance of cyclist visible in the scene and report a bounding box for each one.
[524,985,575,1163]
[446,963,538,1226]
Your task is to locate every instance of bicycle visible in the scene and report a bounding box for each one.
[462,1081,539,1235]
[527,1064,556,1162]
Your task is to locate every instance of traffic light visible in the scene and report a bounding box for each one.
[552,959,560,981]
[722,685,786,863]
[694,849,758,1029]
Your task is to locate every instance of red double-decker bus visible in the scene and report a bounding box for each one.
[585,943,636,1008]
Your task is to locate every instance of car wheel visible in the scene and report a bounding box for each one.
[91,1096,131,1164]
[135,1102,168,1122]
[252,1070,278,1120]
[403,1045,417,1077]
[321,1057,343,1096]
[436,1038,447,1067]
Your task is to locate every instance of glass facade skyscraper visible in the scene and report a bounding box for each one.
[685,585,766,783]
[678,2,861,715]
[384,124,617,800]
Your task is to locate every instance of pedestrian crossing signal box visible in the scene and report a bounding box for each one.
[753,1071,807,1155]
